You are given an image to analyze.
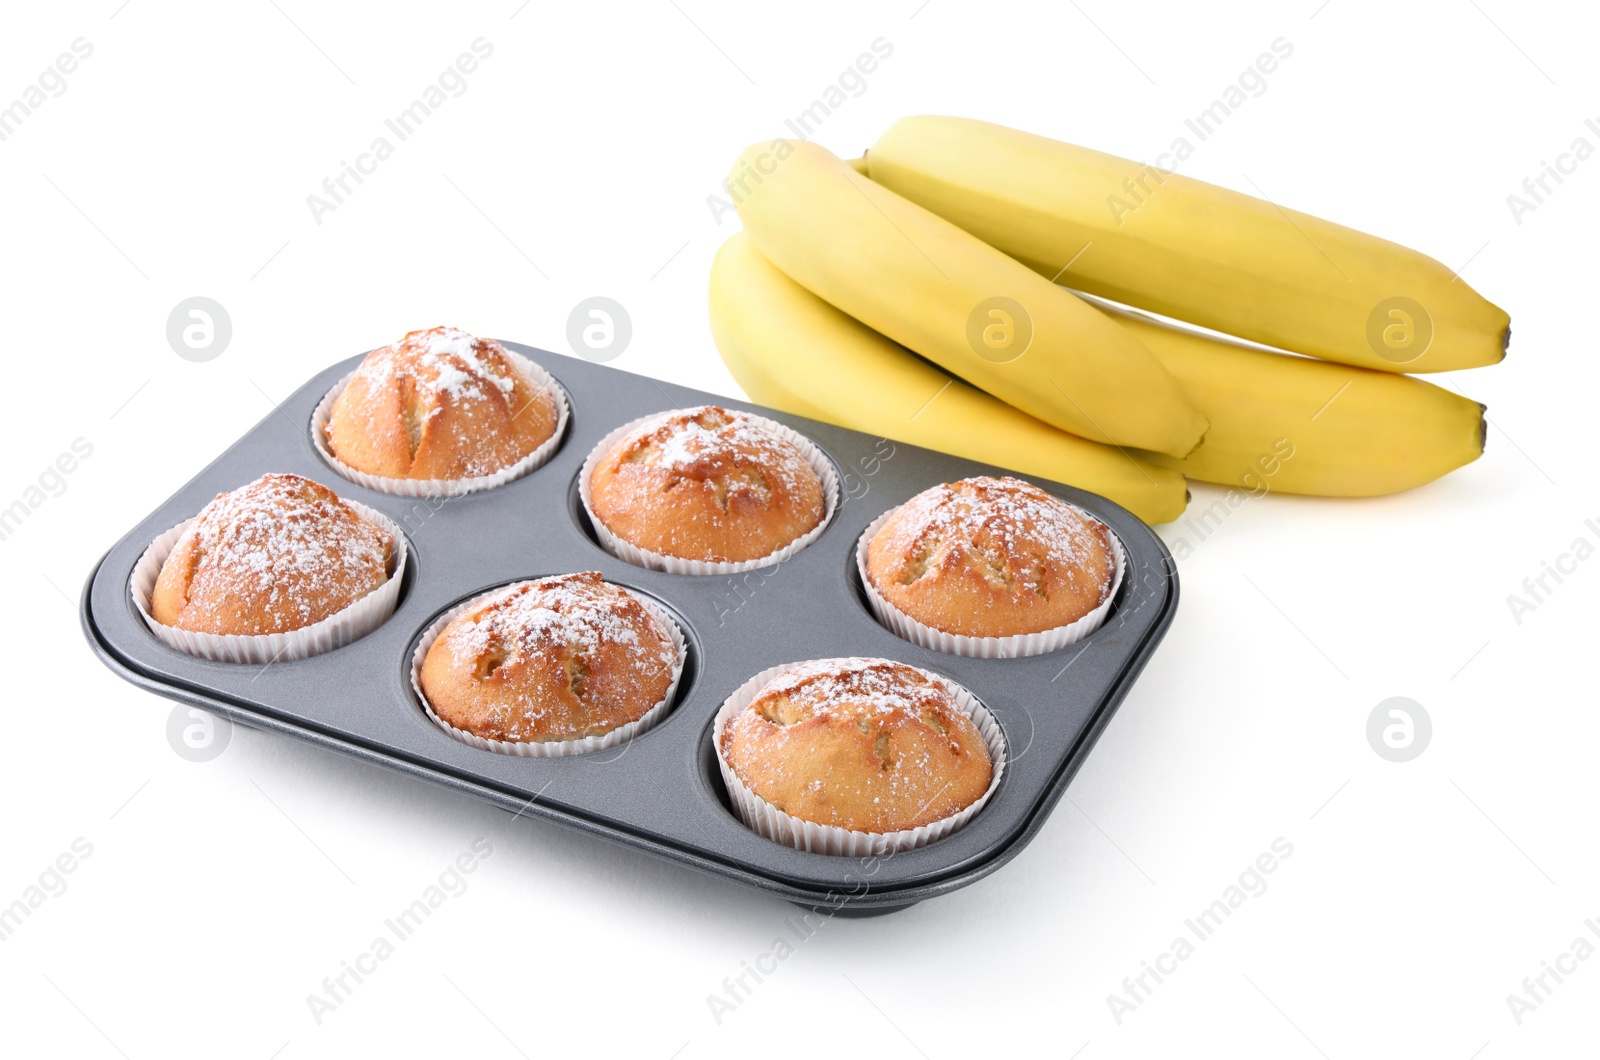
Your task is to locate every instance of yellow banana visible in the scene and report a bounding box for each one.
[1097,301,1485,495]
[728,139,1208,457]
[709,231,1188,524]
[866,116,1510,374]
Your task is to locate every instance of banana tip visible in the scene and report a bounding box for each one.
[1478,403,1489,453]
[1501,324,1511,360]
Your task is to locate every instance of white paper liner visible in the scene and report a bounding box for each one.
[714,660,1007,857]
[409,582,687,758]
[311,349,571,497]
[854,502,1127,659]
[577,408,839,575]
[130,499,408,664]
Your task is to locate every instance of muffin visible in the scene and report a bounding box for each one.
[150,473,395,636]
[324,326,560,481]
[419,572,678,746]
[864,476,1115,640]
[720,657,993,834]
[586,406,825,564]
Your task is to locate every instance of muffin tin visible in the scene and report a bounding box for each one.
[80,343,1179,915]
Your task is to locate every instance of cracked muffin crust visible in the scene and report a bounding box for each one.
[325,326,559,481]
[865,476,1114,639]
[587,405,825,563]
[720,657,992,833]
[419,572,677,744]
[149,473,394,636]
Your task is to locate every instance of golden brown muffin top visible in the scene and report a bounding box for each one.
[151,473,392,635]
[867,476,1113,638]
[421,571,677,743]
[722,657,993,833]
[326,326,557,480]
[587,405,825,563]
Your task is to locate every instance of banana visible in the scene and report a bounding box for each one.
[1096,300,1485,495]
[866,116,1510,374]
[709,231,1188,524]
[728,139,1208,457]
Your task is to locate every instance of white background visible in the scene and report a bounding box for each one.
[2,1,1595,1056]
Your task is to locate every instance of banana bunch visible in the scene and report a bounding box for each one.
[710,122,1501,522]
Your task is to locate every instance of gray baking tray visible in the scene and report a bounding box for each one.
[81,344,1179,914]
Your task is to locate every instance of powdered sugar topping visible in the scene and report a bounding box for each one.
[874,475,1110,597]
[752,656,955,721]
[180,473,391,629]
[363,326,526,407]
[445,571,673,676]
[619,406,811,492]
